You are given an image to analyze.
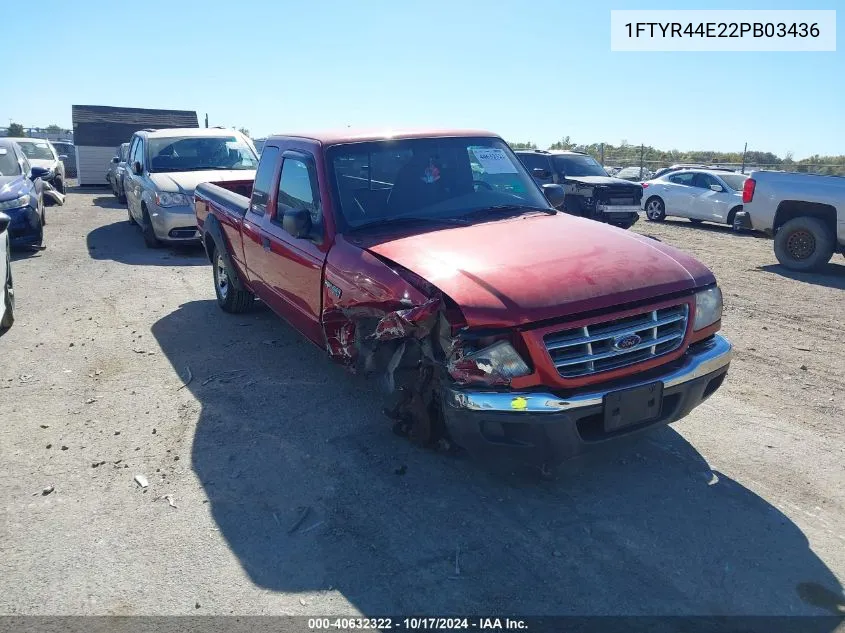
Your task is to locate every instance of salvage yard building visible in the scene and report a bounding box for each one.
[71,105,199,185]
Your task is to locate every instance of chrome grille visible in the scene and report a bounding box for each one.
[544,304,689,378]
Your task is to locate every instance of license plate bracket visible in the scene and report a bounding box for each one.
[603,382,664,432]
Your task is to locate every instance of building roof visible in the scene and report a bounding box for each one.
[268,128,498,146]
[71,105,199,147]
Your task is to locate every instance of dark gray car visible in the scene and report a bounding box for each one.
[107,143,130,203]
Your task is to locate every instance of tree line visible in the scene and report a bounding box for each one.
[509,137,845,175]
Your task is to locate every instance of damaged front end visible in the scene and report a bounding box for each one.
[322,291,532,448]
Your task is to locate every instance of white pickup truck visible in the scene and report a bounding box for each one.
[735,171,845,271]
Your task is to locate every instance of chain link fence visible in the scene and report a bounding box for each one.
[575,145,845,179]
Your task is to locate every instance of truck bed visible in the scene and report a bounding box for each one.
[194,180,253,230]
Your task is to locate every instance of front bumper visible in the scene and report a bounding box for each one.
[595,204,641,227]
[6,205,41,247]
[442,334,733,465]
[149,202,201,242]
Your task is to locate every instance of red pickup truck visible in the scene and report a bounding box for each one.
[194,129,733,466]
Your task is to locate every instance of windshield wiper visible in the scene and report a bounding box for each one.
[462,204,556,220]
[348,216,469,232]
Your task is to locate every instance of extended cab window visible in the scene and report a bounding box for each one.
[249,146,280,216]
[276,157,319,223]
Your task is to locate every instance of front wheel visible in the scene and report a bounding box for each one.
[645,197,666,222]
[212,247,253,313]
[774,217,835,272]
[141,206,162,249]
[54,177,65,195]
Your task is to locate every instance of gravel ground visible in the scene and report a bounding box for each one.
[0,190,843,618]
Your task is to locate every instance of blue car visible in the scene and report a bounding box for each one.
[0,139,47,249]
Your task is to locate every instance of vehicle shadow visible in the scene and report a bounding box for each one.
[151,300,845,620]
[758,263,845,290]
[86,220,207,267]
[661,218,766,238]
[92,196,124,210]
[10,247,47,262]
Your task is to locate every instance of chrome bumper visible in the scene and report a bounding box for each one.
[445,334,733,413]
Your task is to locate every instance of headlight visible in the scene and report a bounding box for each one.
[693,286,722,331]
[0,194,31,211]
[155,192,191,207]
[448,340,531,385]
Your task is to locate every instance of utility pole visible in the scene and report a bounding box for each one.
[205,113,209,128]
[740,142,747,174]
[639,144,645,179]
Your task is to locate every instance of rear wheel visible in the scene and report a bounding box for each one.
[0,251,14,331]
[117,179,127,204]
[212,246,253,313]
[774,217,835,272]
[645,196,665,221]
[727,207,743,232]
[141,205,161,249]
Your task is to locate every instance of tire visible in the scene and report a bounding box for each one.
[774,217,835,272]
[211,245,253,313]
[117,179,127,205]
[127,205,137,225]
[54,177,65,195]
[40,198,46,227]
[0,252,14,331]
[645,196,666,221]
[141,205,162,249]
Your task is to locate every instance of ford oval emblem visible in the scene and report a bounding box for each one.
[613,333,642,350]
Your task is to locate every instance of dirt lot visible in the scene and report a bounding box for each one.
[1,190,843,618]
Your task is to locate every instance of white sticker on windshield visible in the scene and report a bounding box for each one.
[472,148,518,174]
[0,148,7,155]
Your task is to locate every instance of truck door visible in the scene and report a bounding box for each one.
[257,150,328,345]
[241,146,280,299]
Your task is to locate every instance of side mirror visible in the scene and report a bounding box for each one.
[709,184,723,192]
[111,157,120,164]
[0,212,10,233]
[542,183,566,208]
[30,166,50,180]
[133,161,143,175]
[532,167,551,179]
[58,154,68,160]
[281,208,312,239]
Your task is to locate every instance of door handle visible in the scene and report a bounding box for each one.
[261,236,271,252]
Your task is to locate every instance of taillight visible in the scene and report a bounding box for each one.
[742,178,756,203]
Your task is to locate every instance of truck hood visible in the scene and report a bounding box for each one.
[149,170,257,195]
[567,175,641,188]
[28,158,59,170]
[363,214,714,328]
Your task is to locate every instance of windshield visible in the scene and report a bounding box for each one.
[17,141,55,161]
[719,173,748,191]
[147,136,259,172]
[0,147,22,176]
[328,137,549,230]
[553,154,607,177]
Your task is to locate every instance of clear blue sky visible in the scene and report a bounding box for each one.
[4,0,842,158]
